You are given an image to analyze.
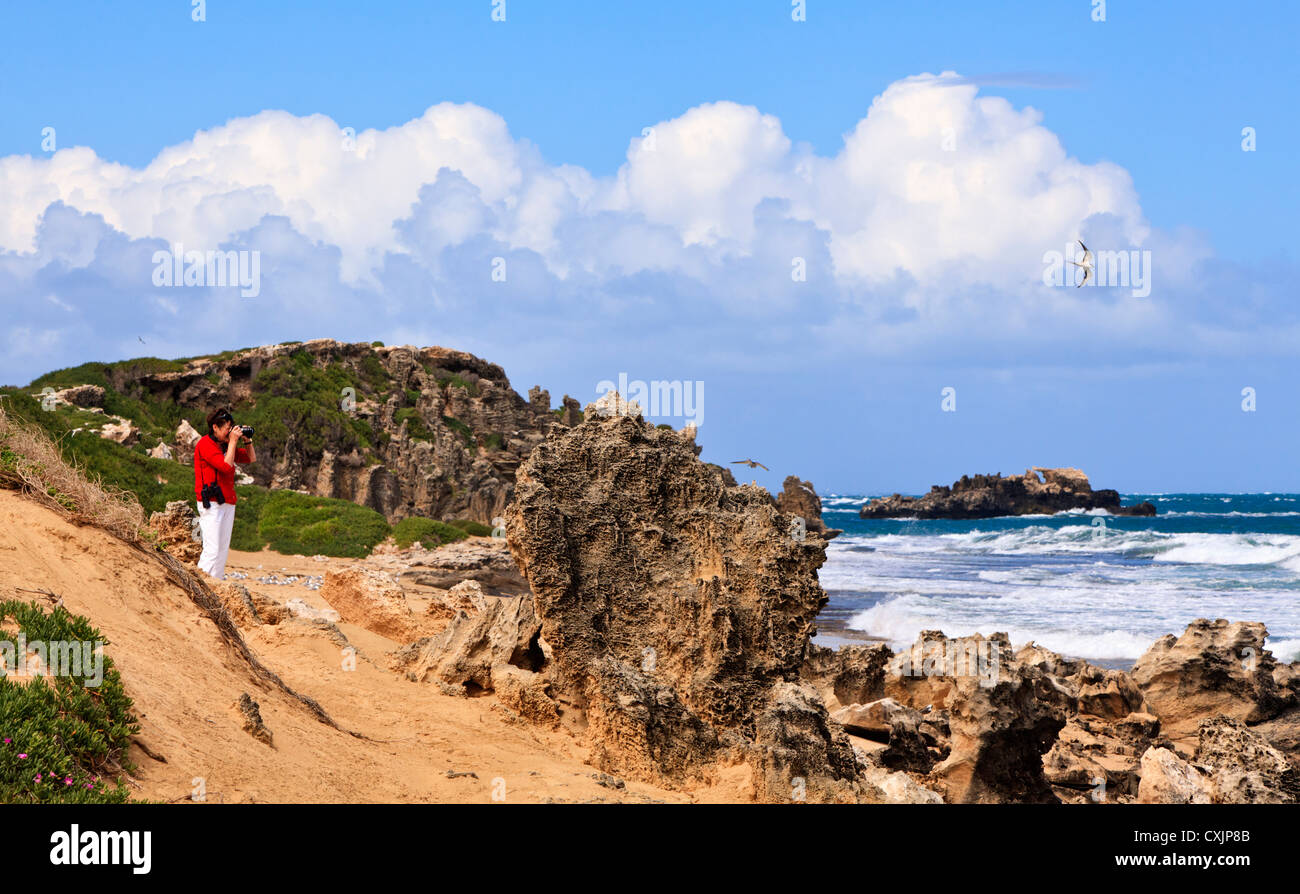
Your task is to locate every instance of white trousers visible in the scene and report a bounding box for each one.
[196,502,237,580]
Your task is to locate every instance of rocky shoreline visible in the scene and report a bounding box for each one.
[146,407,1295,803]
[131,379,1296,804]
[860,467,1157,519]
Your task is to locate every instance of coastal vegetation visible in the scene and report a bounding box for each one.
[0,600,138,804]
[0,340,526,560]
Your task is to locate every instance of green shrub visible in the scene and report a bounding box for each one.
[257,490,391,557]
[360,354,390,392]
[240,350,373,458]
[61,433,192,515]
[436,374,478,396]
[392,517,469,549]
[394,408,434,442]
[0,600,138,803]
[27,363,111,391]
[447,518,493,537]
[228,485,274,551]
[441,415,474,448]
[479,432,504,451]
[0,390,71,439]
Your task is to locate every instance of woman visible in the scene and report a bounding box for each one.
[193,407,256,580]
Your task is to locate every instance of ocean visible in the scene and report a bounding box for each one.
[813,493,1300,669]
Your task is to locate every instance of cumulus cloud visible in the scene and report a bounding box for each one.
[0,71,1292,386]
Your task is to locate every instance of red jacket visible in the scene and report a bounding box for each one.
[194,435,251,504]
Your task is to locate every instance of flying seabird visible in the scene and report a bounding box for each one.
[731,459,769,471]
[1069,239,1094,287]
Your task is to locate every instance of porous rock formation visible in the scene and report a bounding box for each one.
[1137,716,1300,804]
[501,408,867,801]
[775,476,843,540]
[391,592,552,722]
[398,537,529,597]
[89,339,581,523]
[878,631,1074,802]
[1129,618,1292,741]
[361,402,1293,802]
[821,622,1300,804]
[860,467,1156,519]
[320,567,439,642]
[146,500,202,564]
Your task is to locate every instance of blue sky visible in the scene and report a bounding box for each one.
[1,1,1296,493]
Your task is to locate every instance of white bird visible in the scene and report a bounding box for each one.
[1069,239,1094,287]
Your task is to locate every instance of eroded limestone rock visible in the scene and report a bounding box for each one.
[504,413,854,799]
[1130,619,1293,741]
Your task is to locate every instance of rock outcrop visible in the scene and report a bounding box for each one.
[859,468,1156,519]
[146,500,202,564]
[1043,713,1160,802]
[69,340,585,524]
[173,419,202,465]
[1136,745,1213,804]
[1010,642,1159,802]
[800,642,891,709]
[392,594,546,704]
[775,476,843,540]
[503,410,862,800]
[319,567,435,641]
[52,384,105,408]
[399,537,528,596]
[1137,716,1300,804]
[1129,618,1294,742]
[832,697,934,772]
[883,631,1073,803]
[235,693,274,746]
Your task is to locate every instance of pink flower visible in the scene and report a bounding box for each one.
[64,777,73,785]
[34,774,42,782]
[3,738,10,744]
[84,783,93,789]
[17,753,26,759]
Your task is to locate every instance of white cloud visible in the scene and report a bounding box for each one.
[1,73,1148,290]
[0,71,1291,387]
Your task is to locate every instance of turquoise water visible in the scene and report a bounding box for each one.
[815,493,1300,667]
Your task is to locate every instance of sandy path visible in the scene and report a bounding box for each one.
[0,491,695,803]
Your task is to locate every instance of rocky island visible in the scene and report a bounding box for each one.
[859,467,1157,519]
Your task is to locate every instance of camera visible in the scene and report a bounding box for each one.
[240,425,254,438]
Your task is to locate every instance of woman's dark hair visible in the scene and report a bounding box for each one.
[206,407,234,436]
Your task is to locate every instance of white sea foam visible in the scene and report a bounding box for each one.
[823,498,1300,664]
[830,527,1300,570]
[1160,510,1300,518]
[1268,638,1300,663]
[846,596,1161,661]
[1147,533,1300,567]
